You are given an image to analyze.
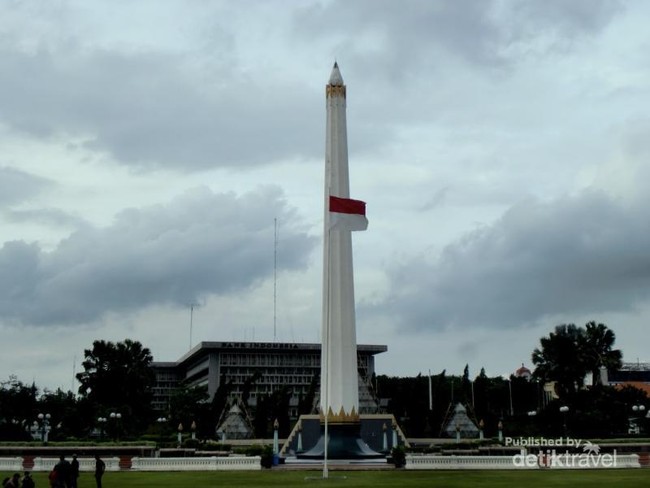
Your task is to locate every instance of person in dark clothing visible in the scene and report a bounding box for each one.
[54,455,71,488]
[4,474,20,488]
[70,455,79,488]
[21,472,35,488]
[94,455,105,488]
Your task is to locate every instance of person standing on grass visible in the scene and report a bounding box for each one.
[94,455,105,488]
[70,455,79,488]
[54,456,70,488]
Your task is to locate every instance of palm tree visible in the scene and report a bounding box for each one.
[532,324,588,398]
[580,321,622,386]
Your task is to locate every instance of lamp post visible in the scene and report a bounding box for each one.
[37,413,51,443]
[632,405,646,435]
[109,412,122,442]
[527,410,537,435]
[559,406,569,437]
[272,418,279,466]
[156,417,167,449]
[97,417,107,441]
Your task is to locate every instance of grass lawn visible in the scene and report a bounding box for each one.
[1,469,649,487]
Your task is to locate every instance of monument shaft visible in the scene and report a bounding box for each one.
[321,63,359,420]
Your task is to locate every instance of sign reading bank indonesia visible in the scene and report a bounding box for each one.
[508,438,617,468]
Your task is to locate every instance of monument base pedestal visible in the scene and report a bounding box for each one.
[297,421,385,459]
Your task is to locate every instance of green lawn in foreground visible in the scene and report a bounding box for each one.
[1,470,649,488]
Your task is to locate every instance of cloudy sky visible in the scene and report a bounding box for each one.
[1,0,649,392]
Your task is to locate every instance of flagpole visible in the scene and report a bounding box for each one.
[323,225,331,479]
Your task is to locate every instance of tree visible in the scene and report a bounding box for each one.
[298,374,319,415]
[76,339,154,434]
[581,321,622,385]
[461,364,472,404]
[532,324,587,398]
[39,388,83,440]
[0,376,38,441]
[532,321,622,399]
[169,383,210,439]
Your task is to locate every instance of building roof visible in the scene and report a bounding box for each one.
[612,381,650,397]
[515,363,532,377]
[153,341,387,368]
[443,403,479,437]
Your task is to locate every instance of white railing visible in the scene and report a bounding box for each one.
[0,457,23,471]
[405,453,640,470]
[130,456,261,471]
[31,457,121,472]
[406,455,524,470]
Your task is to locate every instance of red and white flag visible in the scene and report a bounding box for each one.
[329,195,368,231]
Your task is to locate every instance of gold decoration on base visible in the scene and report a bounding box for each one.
[319,406,359,424]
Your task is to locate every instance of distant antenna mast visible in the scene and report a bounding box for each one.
[189,303,199,350]
[273,218,278,342]
[72,355,76,394]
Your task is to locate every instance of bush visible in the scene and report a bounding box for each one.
[201,441,232,452]
[260,445,274,469]
[390,445,406,468]
[183,438,200,449]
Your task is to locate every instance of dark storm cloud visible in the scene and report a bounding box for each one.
[374,190,650,331]
[293,0,623,73]
[512,0,624,38]
[0,47,321,171]
[0,167,52,206]
[0,186,316,326]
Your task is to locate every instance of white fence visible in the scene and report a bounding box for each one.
[0,457,23,472]
[131,456,261,471]
[405,454,641,470]
[31,457,121,472]
[406,455,524,470]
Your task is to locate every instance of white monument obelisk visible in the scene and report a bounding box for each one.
[321,62,365,421]
[299,63,378,465]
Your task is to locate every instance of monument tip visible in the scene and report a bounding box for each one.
[328,62,344,86]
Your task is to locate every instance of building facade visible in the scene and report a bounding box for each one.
[151,341,386,417]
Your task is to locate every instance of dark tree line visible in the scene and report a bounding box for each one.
[1,322,646,442]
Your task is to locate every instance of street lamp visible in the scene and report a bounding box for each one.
[559,405,569,437]
[632,405,646,415]
[156,417,167,448]
[37,413,51,443]
[97,417,107,441]
[109,412,122,441]
[631,405,646,435]
[272,419,279,466]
